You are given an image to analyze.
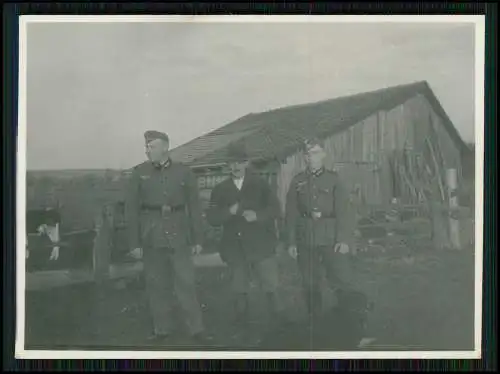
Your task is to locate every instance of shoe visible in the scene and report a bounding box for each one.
[234,295,250,326]
[190,331,214,345]
[146,332,170,343]
[357,337,377,349]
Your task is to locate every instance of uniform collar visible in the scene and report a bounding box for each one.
[308,166,325,177]
[232,174,245,181]
[152,158,171,170]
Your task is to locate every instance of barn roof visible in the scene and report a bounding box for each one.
[170,80,470,168]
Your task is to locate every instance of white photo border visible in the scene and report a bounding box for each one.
[16,14,485,360]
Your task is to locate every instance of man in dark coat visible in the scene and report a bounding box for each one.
[207,143,281,326]
[126,130,209,344]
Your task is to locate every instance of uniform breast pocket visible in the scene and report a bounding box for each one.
[139,175,155,192]
[296,184,309,207]
[164,183,186,205]
[140,175,166,202]
[317,187,334,214]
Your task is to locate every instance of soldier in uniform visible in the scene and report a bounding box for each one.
[126,130,209,344]
[285,137,372,346]
[207,144,282,329]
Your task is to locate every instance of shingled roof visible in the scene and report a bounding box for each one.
[169,80,469,167]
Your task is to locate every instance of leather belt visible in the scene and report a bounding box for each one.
[141,204,185,213]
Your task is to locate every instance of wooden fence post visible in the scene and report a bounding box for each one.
[446,168,462,250]
[429,178,450,250]
[92,205,112,283]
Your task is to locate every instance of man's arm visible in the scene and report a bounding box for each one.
[125,167,141,249]
[206,184,234,227]
[184,168,204,246]
[255,179,280,222]
[285,177,299,247]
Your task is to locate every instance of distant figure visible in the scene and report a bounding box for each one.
[207,143,282,330]
[125,130,210,344]
[284,137,374,348]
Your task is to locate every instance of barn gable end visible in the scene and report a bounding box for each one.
[276,92,465,213]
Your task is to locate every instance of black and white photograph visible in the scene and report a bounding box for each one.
[16,15,484,359]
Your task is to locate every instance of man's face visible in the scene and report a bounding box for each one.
[229,160,250,179]
[146,139,169,163]
[305,144,326,170]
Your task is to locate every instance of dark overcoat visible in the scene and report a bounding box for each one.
[207,171,280,265]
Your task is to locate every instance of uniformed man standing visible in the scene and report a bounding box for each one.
[285,137,369,343]
[207,144,282,330]
[126,130,209,344]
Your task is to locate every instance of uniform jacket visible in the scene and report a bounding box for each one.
[125,160,204,250]
[206,170,280,265]
[285,167,353,248]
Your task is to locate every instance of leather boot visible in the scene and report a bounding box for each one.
[234,293,249,325]
[304,289,322,321]
[264,292,279,327]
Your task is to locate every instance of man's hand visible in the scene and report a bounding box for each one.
[192,244,203,256]
[49,246,60,261]
[288,245,298,259]
[242,210,257,222]
[334,243,350,254]
[312,211,322,220]
[229,203,239,215]
[129,247,143,260]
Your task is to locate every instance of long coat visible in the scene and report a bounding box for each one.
[207,171,280,265]
[125,160,204,250]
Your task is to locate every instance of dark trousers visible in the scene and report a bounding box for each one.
[297,246,373,342]
[143,246,204,336]
[297,245,357,317]
[230,255,281,322]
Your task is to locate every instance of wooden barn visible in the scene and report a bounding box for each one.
[24,80,473,289]
[27,80,471,233]
[169,81,471,220]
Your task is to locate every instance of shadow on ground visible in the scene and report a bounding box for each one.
[25,248,475,352]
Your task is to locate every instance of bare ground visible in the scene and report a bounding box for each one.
[25,247,476,352]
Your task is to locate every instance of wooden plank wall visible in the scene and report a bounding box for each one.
[276,113,383,214]
[276,94,464,213]
[402,94,463,179]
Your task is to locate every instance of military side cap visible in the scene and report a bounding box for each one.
[226,142,249,162]
[303,136,325,151]
[144,130,169,143]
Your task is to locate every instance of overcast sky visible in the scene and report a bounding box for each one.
[25,20,476,170]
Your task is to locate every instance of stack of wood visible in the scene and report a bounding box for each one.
[377,121,459,251]
[385,121,458,250]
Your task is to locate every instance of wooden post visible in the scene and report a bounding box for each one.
[92,205,112,283]
[446,168,461,250]
[429,178,450,251]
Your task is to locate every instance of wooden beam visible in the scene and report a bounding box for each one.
[446,168,462,250]
[425,138,446,202]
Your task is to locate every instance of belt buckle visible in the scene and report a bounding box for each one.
[161,204,172,216]
[312,211,322,219]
